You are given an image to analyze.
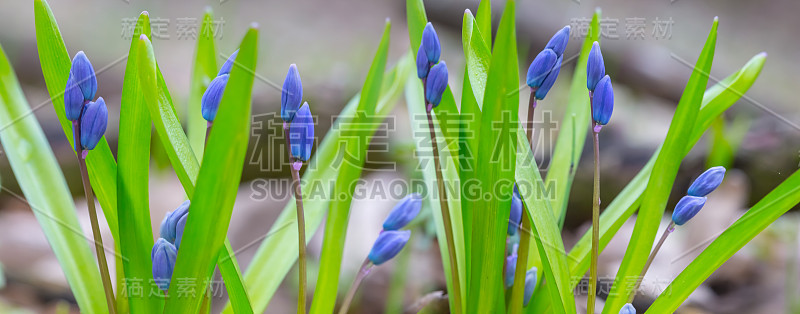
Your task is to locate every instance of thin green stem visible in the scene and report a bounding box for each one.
[338,258,373,314]
[588,124,600,314]
[426,106,463,314]
[627,222,675,304]
[285,124,308,314]
[73,123,117,314]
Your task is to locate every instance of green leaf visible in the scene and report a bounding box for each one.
[187,10,218,161]
[404,69,466,312]
[164,25,258,312]
[468,0,519,311]
[515,130,576,313]
[562,52,766,294]
[602,18,718,313]
[222,51,412,314]
[0,43,106,313]
[137,22,252,314]
[116,13,158,313]
[543,9,601,227]
[475,0,492,47]
[647,169,800,313]
[310,20,392,314]
[33,0,119,244]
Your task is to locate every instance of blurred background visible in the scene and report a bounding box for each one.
[0,0,799,313]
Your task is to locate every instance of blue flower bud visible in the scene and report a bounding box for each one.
[159,200,190,243]
[416,46,430,79]
[281,64,303,122]
[64,73,85,121]
[218,49,239,76]
[175,213,187,250]
[534,55,563,100]
[526,49,558,89]
[425,61,448,107]
[687,166,726,197]
[586,42,606,92]
[671,195,707,226]
[620,303,636,314]
[368,230,411,265]
[383,193,423,231]
[504,252,517,288]
[421,22,441,64]
[508,190,523,236]
[70,51,97,101]
[151,238,177,291]
[79,98,108,151]
[201,74,229,122]
[591,75,613,125]
[523,267,538,306]
[289,102,314,162]
[544,26,570,57]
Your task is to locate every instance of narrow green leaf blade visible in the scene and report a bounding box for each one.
[187,10,218,161]
[603,18,718,313]
[164,25,258,312]
[0,42,106,314]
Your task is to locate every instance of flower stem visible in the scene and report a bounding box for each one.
[588,123,601,314]
[73,123,117,314]
[627,222,675,304]
[426,105,463,314]
[338,259,374,314]
[285,123,308,314]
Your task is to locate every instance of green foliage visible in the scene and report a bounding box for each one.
[188,10,219,161]
[0,43,106,313]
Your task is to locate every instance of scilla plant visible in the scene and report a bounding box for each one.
[0,0,792,313]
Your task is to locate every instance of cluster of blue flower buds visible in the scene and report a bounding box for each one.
[503,243,538,306]
[201,50,238,123]
[508,185,523,236]
[526,26,570,100]
[367,194,421,265]
[152,200,190,291]
[64,51,108,154]
[619,303,636,314]
[416,23,449,110]
[672,167,726,226]
[281,64,315,163]
[586,42,613,128]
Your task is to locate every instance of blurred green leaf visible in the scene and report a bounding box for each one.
[164,25,258,312]
[116,13,159,313]
[0,43,106,313]
[603,18,718,313]
[188,10,218,161]
[648,169,800,312]
[468,0,519,311]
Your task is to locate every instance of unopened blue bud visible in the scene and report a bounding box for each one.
[368,230,411,265]
[175,213,187,250]
[687,166,726,197]
[523,267,538,306]
[281,64,303,122]
[421,22,441,64]
[586,42,606,92]
[504,252,517,288]
[79,98,108,151]
[70,51,97,101]
[383,193,422,231]
[218,49,239,76]
[591,75,613,125]
[545,26,570,57]
[425,61,448,107]
[526,49,558,89]
[151,238,177,291]
[671,195,707,226]
[416,46,430,79]
[620,303,636,314]
[534,55,563,100]
[508,190,522,236]
[201,74,229,122]
[159,200,190,243]
[64,73,85,121]
[289,103,314,162]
